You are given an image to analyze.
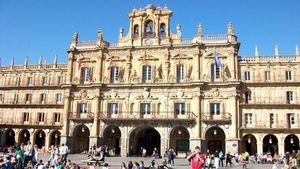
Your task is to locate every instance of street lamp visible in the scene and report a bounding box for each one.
[269,137,272,144]
[213,129,217,135]
[24,132,27,137]
[112,129,115,134]
[248,136,251,143]
[178,130,182,135]
[81,127,85,133]
[290,137,294,144]
[39,132,42,138]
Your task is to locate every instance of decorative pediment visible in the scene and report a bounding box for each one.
[107,56,126,62]
[171,54,193,60]
[138,54,159,62]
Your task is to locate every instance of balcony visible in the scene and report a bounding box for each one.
[239,55,299,63]
[69,112,94,121]
[0,100,63,108]
[0,118,62,127]
[98,111,197,122]
[201,112,232,124]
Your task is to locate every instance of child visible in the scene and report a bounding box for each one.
[242,158,247,169]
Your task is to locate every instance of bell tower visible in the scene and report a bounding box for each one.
[118,4,175,46]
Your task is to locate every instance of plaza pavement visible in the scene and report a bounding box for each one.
[40,154,284,169]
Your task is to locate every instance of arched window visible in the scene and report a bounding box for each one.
[133,25,139,38]
[160,23,166,38]
[145,20,154,38]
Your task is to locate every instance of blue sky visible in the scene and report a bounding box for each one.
[0,0,299,65]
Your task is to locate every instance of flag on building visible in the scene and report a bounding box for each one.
[214,51,222,67]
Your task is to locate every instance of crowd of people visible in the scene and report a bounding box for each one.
[187,146,300,169]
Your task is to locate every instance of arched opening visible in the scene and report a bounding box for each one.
[19,129,30,145]
[263,134,278,155]
[205,127,226,153]
[284,134,299,153]
[50,130,61,147]
[241,134,257,155]
[5,129,15,147]
[73,124,90,153]
[103,126,121,156]
[129,127,160,156]
[145,20,154,38]
[169,127,190,154]
[133,25,139,38]
[34,130,46,149]
[159,23,166,38]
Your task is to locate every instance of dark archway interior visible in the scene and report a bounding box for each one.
[205,127,226,153]
[170,127,190,154]
[50,131,61,146]
[241,134,257,155]
[263,134,278,155]
[129,127,160,156]
[73,125,90,153]
[284,134,299,153]
[19,130,30,145]
[5,129,15,146]
[103,126,121,155]
[34,130,46,148]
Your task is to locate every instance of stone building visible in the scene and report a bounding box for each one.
[0,4,299,156]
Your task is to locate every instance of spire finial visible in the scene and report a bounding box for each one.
[275,45,279,56]
[197,24,203,37]
[255,45,259,56]
[24,56,28,65]
[11,56,14,66]
[296,45,299,56]
[54,54,58,65]
[227,22,233,35]
[39,55,43,65]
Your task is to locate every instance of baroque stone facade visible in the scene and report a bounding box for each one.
[0,4,299,156]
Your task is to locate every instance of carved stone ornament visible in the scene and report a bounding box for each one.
[177,90,184,98]
[143,91,150,98]
[81,90,87,98]
[111,91,117,98]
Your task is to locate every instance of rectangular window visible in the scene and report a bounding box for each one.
[81,67,91,82]
[142,65,152,82]
[27,77,33,86]
[210,103,220,115]
[265,71,270,81]
[287,113,295,125]
[286,71,292,80]
[108,103,118,114]
[23,112,29,122]
[270,113,274,126]
[244,71,251,81]
[176,65,184,81]
[110,67,119,83]
[25,93,32,103]
[245,113,253,125]
[174,103,185,115]
[287,91,293,104]
[38,112,45,122]
[56,93,62,103]
[0,94,3,102]
[79,103,88,113]
[54,113,61,123]
[58,76,64,85]
[40,93,46,103]
[13,94,18,103]
[140,103,151,114]
[245,91,252,104]
[42,77,48,86]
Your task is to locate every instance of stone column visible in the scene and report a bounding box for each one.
[61,90,71,145]
[66,53,74,84]
[257,141,263,155]
[90,93,100,147]
[45,133,50,150]
[190,95,201,149]
[193,53,200,81]
[278,142,284,155]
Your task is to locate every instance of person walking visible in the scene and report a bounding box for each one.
[187,146,205,169]
[214,150,220,169]
[296,150,300,168]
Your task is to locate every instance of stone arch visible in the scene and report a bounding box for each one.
[241,134,257,155]
[169,126,190,154]
[284,134,299,153]
[263,134,278,155]
[49,130,61,147]
[33,130,46,148]
[205,126,226,153]
[103,125,121,156]
[144,19,154,37]
[133,24,139,38]
[128,126,161,156]
[4,129,15,146]
[159,23,166,38]
[19,129,30,145]
[72,124,90,153]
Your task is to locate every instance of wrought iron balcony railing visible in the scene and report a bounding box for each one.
[201,112,232,123]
